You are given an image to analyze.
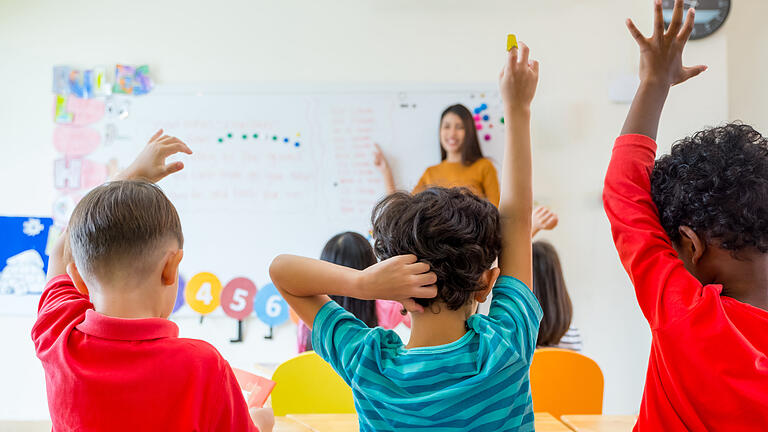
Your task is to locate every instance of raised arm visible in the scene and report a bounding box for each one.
[269,254,436,328]
[373,143,397,195]
[604,0,708,328]
[46,130,192,280]
[621,0,706,138]
[497,42,538,288]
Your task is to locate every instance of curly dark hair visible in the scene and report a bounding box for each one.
[651,123,768,253]
[371,187,501,310]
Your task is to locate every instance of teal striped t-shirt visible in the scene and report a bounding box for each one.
[312,276,543,432]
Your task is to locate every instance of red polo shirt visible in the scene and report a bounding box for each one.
[604,134,768,431]
[32,275,258,431]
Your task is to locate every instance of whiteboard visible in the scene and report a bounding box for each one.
[108,84,507,299]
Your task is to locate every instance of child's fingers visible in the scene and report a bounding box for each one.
[149,129,163,143]
[519,42,530,66]
[681,65,707,82]
[413,271,437,287]
[397,254,419,265]
[412,284,438,299]
[159,138,194,155]
[163,161,184,176]
[667,0,684,35]
[407,262,431,276]
[531,60,540,75]
[400,299,424,313]
[653,0,665,38]
[508,46,519,67]
[678,8,696,42]
[626,19,647,46]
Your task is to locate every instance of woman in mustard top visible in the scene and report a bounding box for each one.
[375,104,500,206]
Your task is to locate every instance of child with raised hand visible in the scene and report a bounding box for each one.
[33,131,273,432]
[270,42,541,431]
[604,0,768,429]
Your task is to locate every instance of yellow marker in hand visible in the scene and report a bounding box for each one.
[507,34,518,51]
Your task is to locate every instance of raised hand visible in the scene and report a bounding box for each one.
[116,129,193,183]
[358,254,437,311]
[373,143,396,194]
[532,206,559,238]
[626,0,707,87]
[499,42,539,112]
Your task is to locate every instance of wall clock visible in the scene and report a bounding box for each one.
[662,0,731,40]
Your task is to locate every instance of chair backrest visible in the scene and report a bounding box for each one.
[271,351,355,416]
[529,348,604,418]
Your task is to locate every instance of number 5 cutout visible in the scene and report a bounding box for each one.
[221,277,258,320]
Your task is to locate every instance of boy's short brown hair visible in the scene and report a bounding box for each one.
[68,180,183,280]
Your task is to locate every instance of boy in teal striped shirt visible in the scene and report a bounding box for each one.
[270,43,542,431]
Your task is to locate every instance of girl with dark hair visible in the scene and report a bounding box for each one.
[375,104,501,206]
[532,240,582,351]
[296,231,411,352]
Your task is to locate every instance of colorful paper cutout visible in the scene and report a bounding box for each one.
[185,272,223,315]
[232,368,276,408]
[53,126,101,156]
[54,95,73,123]
[53,66,70,94]
[253,283,289,327]
[221,277,258,320]
[54,158,82,189]
[0,217,54,295]
[113,64,153,95]
[172,275,187,314]
[67,96,106,125]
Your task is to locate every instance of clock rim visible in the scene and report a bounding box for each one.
[661,0,731,40]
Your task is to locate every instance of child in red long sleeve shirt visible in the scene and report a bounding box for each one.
[33,132,273,432]
[603,1,768,431]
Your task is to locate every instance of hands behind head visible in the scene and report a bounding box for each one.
[499,42,539,112]
[533,206,559,233]
[116,129,193,183]
[358,255,437,313]
[627,0,707,88]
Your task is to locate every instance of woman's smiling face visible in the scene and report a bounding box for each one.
[440,112,466,156]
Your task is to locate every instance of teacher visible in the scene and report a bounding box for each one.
[375,104,500,206]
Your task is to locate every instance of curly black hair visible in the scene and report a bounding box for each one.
[371,187,501,310]
[651,123,768,253]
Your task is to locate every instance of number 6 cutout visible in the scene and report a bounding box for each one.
[221,277,258,320]
[254,283,289,327]
[185,272,223,315]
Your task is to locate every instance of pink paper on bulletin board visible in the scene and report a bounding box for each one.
[66,96,105,125]
[53,126,100,157]
[232,368,276,408]
[54,158,108,194]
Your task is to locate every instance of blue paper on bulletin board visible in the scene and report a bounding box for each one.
[0,216,55,295]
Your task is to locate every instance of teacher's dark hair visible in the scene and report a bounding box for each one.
[440,104,485,166]
[532,241,573,347]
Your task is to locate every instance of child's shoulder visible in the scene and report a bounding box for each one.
[170,337,230,368]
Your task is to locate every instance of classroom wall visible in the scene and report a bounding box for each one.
[0,0,756,420]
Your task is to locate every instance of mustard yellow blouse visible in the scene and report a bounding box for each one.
[413,158,500,207]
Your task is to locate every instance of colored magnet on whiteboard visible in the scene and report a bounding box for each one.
[500,117,505,124]
[272,136,277,141]
[221,277,258,320]
[294,142,300,147]
[483,115,489,121]
[253,133,258,139]
[507,34,518,51]
[218,138,223,143]
[484,134,492,141]
[228,133,233,138]
[476,123,483,130]
[242,134,248,139]
[473,114,481,121]
[185,272,223,315]
[481,103,488,110]
[283,137,289,143]
[172,275,186,314]
[254,283,289,327]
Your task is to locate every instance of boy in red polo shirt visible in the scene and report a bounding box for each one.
[32,131,274,431]
[604,0,768,430]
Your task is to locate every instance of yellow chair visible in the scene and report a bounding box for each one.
[271,351,355,416]
[530,348,604,418]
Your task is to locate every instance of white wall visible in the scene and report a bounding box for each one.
[0,0,754,421]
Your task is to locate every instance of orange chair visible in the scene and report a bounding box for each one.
[530,348,604,418]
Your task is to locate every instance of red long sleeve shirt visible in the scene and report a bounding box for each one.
[603,134,768,431]
[31,275,258,431]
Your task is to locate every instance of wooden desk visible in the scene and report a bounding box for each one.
[535,412,573,431]
[560,415,638,432]
[275,416,313,431]
[285,413,571,431]
[287,414,358,432]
